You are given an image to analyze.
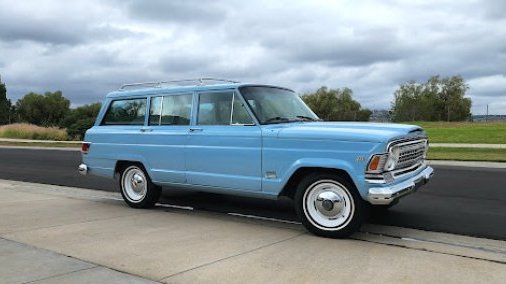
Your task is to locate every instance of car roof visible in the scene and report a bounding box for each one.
[105,81,294,99]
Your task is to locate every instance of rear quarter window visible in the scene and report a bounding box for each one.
[101,98,147,125]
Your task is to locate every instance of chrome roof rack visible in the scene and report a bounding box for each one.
[119,78,240,91]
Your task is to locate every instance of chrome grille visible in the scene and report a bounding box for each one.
[390,139,428,171]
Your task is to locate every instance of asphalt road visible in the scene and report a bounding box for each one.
[1,147,505,240]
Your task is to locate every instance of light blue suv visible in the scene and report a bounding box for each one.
[79,78,433,238]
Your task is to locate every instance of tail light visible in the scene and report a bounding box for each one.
[81,142,91,154]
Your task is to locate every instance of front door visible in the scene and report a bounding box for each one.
[186,90,262,191]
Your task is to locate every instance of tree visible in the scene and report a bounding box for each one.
[16,91,70,126]
[0,76,12,125]
[302,87,372,121]
[62,103,101,140]
[391,75,471,122]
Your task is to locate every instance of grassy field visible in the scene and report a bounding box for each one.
[0,123,69,141]
[428,147,506,162]
[405,121,506,144]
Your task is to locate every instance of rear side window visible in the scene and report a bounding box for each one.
[102,98,146,125]
[149,94,192,126]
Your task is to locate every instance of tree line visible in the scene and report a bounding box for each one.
[0,74,474,140]
[390,75,471,122]
[302,87,372,121]
[0,78,100,139]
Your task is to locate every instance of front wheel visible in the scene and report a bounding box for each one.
[295,173,366,238]
[116,164,161,209]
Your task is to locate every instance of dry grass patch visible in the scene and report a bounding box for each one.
[0,123,69,141]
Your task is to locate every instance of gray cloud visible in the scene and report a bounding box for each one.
[122,0,226,25]
[0,3,140,46]
[0,19,139,46]
[0,15,83,45]
[482,0,506,19]
[258,27,410,67]
[0,0,506,114]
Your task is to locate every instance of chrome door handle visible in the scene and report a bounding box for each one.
[140,128,153,132]
[189,128,203,132]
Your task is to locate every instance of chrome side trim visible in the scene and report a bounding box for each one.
[367,166,434,205]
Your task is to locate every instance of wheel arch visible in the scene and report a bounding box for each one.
[114,160,155,181]
[279,166,356,200]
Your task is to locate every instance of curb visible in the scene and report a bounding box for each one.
[0,138,81,144]
[428,160,506,169]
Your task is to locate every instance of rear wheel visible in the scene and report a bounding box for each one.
[116,164,161,208]
[295,173,366,238]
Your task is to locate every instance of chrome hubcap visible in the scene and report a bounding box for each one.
[122,166,147,202]
[303,180,354,230]
[315,191,344,217]
[132,173,145,189]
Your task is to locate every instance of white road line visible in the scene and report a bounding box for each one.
[91,196,124,201]
[156,203,194,211]
[227,212,302,225]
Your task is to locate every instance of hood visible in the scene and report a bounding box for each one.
[265,122,425,143]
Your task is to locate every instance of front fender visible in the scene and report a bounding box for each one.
[263,158,367,199]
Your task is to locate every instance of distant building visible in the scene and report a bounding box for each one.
[369,110,391,122]
[472,115,506,122]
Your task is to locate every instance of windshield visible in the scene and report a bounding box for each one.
[239,86,320,124]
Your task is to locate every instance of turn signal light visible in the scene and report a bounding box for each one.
[81,142,91,154]
[366,154,387,173]
[368,155,381,171]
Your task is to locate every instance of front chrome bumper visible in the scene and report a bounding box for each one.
[367,166,434,205]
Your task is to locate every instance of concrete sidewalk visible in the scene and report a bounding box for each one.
[0,180,505,283]
[0,238,155,283]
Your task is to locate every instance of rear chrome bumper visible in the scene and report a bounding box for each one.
[78,164,88,175]
[367,166,434,205]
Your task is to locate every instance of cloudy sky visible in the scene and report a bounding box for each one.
[0,0,505,114]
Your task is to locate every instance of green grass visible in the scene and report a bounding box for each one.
[428,147,506,162]
[400,121,506,144]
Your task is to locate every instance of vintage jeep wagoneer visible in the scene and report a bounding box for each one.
[79,78,434,238]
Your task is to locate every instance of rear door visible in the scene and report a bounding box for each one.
[137,93,193,184]
[87,97,147,176]
[186,90,262,191]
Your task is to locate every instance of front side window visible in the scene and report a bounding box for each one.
[102,98,146,125]
[149,94,192,126]
[240,86,319,124]
[197,92,254,125]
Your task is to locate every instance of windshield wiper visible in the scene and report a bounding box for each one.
[296,115,320,121]
[263,116,291,124]
[263,116,320,124]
